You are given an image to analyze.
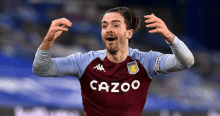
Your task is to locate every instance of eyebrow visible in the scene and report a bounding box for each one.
[101,20,122,24]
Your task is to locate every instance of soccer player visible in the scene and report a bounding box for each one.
[33,7,194,116]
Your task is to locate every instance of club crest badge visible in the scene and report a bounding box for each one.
[127,60,139,74]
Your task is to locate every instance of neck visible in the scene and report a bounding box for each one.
[106,46,129,63]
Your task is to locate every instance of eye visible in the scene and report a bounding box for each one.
[102,25,107,29]
[114,25,119,27]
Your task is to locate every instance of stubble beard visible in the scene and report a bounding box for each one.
[104,37,126,55]
[105,41,119,55]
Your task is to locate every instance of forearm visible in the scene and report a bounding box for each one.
[32,45,58,77]
[164,36,194,72]
[163,31,175,43]
[41,38,55,50]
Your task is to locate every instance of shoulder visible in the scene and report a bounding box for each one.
[67,49,106,60]
[128,48,151,58]
[129,48,162,60]
[86,49,106,60]
[129,48,163,79]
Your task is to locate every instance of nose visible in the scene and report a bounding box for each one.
[106,25,113,33]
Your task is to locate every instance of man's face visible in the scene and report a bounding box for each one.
[101,12,132,54]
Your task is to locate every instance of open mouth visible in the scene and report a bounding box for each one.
[106,37,116,41]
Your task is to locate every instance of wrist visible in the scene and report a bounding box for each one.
[166,36,179,47]
[165,31,174,44]
[43,37,54,43]
[41,38,54,50]
[44,35,55,42]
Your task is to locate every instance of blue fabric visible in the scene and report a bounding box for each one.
[54,48,168,79]
[54,50,106,79]
[0,54,211,111]
[129,48,164,79]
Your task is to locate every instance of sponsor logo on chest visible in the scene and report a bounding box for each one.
[90,80,140,92]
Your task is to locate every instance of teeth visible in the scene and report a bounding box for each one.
[106,37,115,38]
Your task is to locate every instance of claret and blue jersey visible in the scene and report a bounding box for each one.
[33,36,194,116]
[53,48,169,116]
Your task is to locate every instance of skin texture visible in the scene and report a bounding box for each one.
[41,18,72,50]
[101,12,133,63]
[40,12,174,63]
[144,14,174,43]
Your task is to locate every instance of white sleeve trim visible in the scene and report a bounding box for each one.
[154,54,163,74]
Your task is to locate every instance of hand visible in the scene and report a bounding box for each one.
[44,18,72,42]
[144,14,174,43]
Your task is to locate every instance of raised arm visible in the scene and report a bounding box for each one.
[32,18,72,77]
[41,18,72,50]
[144,14,194,74]
[154,36,194,74]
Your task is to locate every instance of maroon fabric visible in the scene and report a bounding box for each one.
[79,56,152,116]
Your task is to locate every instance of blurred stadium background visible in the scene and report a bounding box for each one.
[0,0,220,116]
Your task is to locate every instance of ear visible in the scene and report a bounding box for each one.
[127,29,134,39]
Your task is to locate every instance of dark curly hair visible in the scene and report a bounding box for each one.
[105,7,141,32]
